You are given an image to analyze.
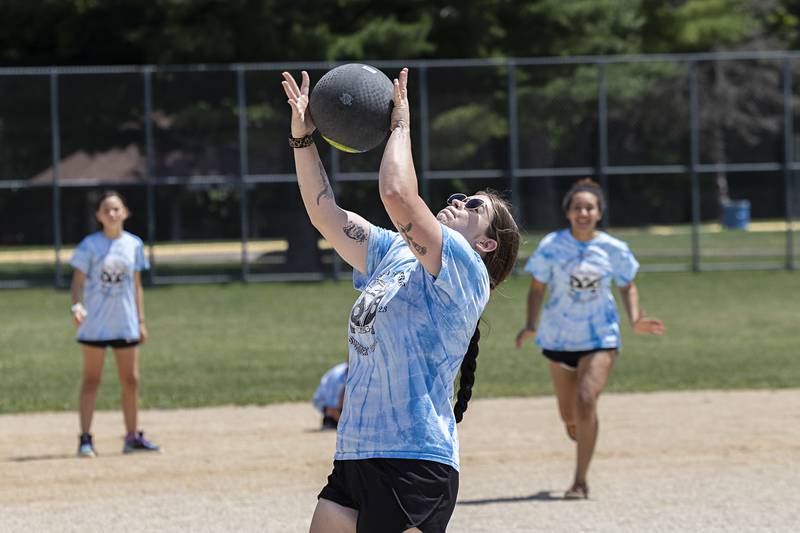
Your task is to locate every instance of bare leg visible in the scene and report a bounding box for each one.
[572,349,617,493]
[548,362,578,441]
[79,345,106,434]
[309,498,357,533]
[113,346,139,434]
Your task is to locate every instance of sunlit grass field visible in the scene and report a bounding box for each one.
[1,223,798,285]
[1,270,798,414]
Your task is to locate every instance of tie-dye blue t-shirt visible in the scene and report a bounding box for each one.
[524,229,639,352]
[336,224,490,471]
[69,231,149,342]
[312,362,348,412]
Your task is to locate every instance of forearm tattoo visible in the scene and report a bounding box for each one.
[397,221,427,256]
[315,161,334,205]
[343,221,367,244]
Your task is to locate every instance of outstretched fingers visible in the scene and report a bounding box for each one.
[393,67,409,103]
[398,67,408,93]
[281,82,297,104]
[281,71,301,99]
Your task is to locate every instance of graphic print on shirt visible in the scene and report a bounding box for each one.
[100,254,129,293]
[348,268,408,356]
[568,261,602,303]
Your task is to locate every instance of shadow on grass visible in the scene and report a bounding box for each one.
[457,490,564,505]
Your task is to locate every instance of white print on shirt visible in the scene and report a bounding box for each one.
[350,278,387,335]
[568,262,602,303]
[348,270,408,357]
[349,268,408,336]
[100,255,129,291]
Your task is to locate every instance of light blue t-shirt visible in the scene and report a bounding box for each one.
[312,362,348,412]
[69,231,149,342]
[525,229,639,352]
[336,224,490,471]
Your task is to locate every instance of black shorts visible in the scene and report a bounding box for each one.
[78,339,140,349]
[542,348,617,370]
[318,458,458,533]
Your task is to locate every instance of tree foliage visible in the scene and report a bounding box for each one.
[1,0,799,244]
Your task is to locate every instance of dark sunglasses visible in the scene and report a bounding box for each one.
[446,193,486,210]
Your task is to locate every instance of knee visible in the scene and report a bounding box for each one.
[81,376,102,394]
[120,373,139,391]
[575,390,597,419]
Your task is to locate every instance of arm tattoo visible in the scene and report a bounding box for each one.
[397,221,427,256]
[343,221,367,244]
[315,161,334,205]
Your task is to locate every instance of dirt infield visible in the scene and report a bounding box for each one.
[2,389,798,532]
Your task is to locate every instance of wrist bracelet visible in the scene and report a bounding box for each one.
[71,302,86,314]
[288,134,314,148]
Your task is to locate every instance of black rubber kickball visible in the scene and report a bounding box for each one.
[309,63,394,153]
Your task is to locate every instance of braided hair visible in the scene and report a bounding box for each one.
[453,326,480,423]
[453,190,519,423]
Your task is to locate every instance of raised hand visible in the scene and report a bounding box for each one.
[281,70,316,138]
[391,68,410,131]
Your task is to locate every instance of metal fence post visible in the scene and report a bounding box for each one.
[507,60,522,226]
[782,58,796,271]
[597,62,610,227]
[689,62,702,272]
[236,66,251,282]
[49,71,63,288]
[418,65,430,205]
[143,67,157,284]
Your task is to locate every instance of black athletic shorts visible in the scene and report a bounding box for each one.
[542,348,617,370]
[78,339,140,349]
[318,458,459,533]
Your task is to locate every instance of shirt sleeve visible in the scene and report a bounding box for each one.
[611,241,640,286]
[524,236,554,284]
[134,238,150,271]
[69,237,92,274]
[353,224,398,291]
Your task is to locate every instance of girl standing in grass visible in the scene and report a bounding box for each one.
[515,178,664,499]
[69,190,160,457]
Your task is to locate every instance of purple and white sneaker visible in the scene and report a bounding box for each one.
[123,431,162,454]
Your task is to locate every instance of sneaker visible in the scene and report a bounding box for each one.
[78,433,96,458]
[122,431,162,454]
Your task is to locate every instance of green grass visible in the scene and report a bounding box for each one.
[2,225,798,284]
[0,270,798,414]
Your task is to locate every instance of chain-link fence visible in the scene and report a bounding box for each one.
[1,52,797,288]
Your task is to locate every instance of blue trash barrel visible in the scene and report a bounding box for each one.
[722,200,750,230]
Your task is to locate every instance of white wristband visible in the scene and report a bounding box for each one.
[71,302,86,315]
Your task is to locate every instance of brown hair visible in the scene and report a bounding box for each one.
[562,178,605,213]
[454,189,520,423]
[477,189,520,290]
[95,190,130,212]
